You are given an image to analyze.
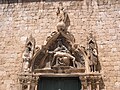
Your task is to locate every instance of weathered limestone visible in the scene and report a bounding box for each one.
[0,0,120,90]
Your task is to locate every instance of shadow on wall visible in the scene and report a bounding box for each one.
[0,0,83,4]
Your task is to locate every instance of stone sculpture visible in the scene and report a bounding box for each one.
[72,44,85,67]
[22,47,31,72]
[19,6,102,90]
[56,6,68,32]
[22,35,35,72]
[87,33,98,72]
[50,39,75,67]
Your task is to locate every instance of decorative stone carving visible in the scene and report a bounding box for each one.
[56,5,69,32]
[46,31,58,42]
[72,44,86,68]
[19,73,39,90]
[19,6,102,90]
[87,33,98,72]
[49,39,75,68]
[31,29,86,72]
[22,34,36,72]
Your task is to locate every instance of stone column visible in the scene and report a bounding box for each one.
[30,84,35,90]
[96,81,100,90]
[79,76,88,90]
[88,81,92,90]
[30,76,39,90]
[34,85,38,90]
[96,77,100,90]
[19,77,30,90]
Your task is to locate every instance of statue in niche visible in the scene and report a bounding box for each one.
[87,33,98,72]
[56,5,68,32]
[22,35,35,72]
[49,39,75,68]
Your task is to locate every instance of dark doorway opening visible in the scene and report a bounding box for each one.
[38,77,81,90]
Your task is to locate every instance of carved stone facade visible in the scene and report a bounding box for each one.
[19,6,102,90]
[0,1,120,90]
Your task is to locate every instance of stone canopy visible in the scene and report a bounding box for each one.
[31,30,86,72]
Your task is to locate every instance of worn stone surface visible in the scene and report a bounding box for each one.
[0,0,120,90]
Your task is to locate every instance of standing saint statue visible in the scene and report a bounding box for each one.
[22,35,36,72]
[87,33,98,72]
[22,46,32,72]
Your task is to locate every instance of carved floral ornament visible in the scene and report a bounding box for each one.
[19,6,102,90]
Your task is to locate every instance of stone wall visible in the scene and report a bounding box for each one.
[0,0,120,90]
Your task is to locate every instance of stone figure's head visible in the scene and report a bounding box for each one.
[57,39,63,47]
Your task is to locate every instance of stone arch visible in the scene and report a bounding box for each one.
[30,31,78,72]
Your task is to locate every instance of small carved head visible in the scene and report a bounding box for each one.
[57,39,62,44]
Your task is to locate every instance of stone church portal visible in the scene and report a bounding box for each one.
[19,4,101,90]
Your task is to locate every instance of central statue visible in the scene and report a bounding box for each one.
[50,39,75,68]
[56,6,68,32]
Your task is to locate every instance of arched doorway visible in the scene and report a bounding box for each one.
[38,77,81,90]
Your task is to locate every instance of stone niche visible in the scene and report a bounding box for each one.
[19,5,102,90]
